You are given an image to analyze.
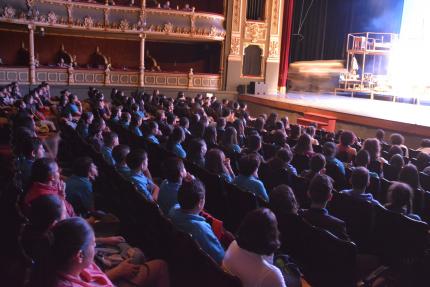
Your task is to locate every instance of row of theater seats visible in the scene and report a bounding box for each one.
[101,122,430,286]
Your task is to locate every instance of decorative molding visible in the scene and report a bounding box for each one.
[2,5,16,19]
[244,22,267,43]
[0,67,221,90]
[230,36,241,55]
[270,0,280,34]
[232,0,241,32]
[47,11,57,25]
[268,38,279,58]
[83,16,94,29]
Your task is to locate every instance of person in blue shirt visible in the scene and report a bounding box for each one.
[167,127,186,159]
[188,139,207,168]
[76,112,94,139]
[131,103,146,119]
[144,121,160,145]
[222,126,241,154]
[205,148,235,183]
[233,154,269,201]
[65,157,99,216]
[63,94,82,117]
[112,144,131,177]
[168,178,225,264]
[101,131,119,166]
[16,137,45,189]
[385,182,421,221]
[88,118,106,151]
[129,113,143,137]
[323,142,345,175]
[120,112,131,129]
[341,167,383,207]
[126,149,159,201]
[158,157,191,214]
[109,105,122,124]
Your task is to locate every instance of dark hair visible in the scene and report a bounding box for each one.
[323,142,336,158]
[269,185,299,215]
[238,154,260,176]
[236,208,280,255]
[275,147,293,164]
[274,121,285,131]
[22,137,43,158]
[166,112,175,125]
[362,138,380,161]
[167,127,185,150]
[164,157,185,182]
[73,157,94,177]
[355,149,370,167]
[376,129,385,141]
[416,152,430,171]
[88,118,105,136]
[217,117,226,129]
[126,149,148,170]
[399,164,420,190]
[246,134,262,152]
[290,125,301,139]
[388,145,404,160]
[223,126,238,146]
[351,167,369,191]
[31,158,57,183]
[233,119,245,136]
[309,153,326,173]
[205,148,228,175]
[390,133,405,145]
[387,182,413,213]
[340,131,356,147]
[179,117,189,129]
[177,178,205,210]
[130,113,142,127]
[272,130,287,147]
[80,112,93,123]
[203,125,217,146]
[294,133,313,155]
[306,126,316,137]
[103,131,118,147]
[188,139,207,161]
[389,154,405,169]
[255,117,265,131]
[112,144,130,164]
[308,174,333,204]
[28,195,63,231]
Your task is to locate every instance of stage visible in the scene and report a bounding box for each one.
[238,92,430,137]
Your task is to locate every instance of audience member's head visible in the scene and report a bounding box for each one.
[290,125,301,139]
[205,148,228,175]
[28,194,65,231]
[389,154,405,169]
[216,117,226,130]
[177,178,206,212]
[102,131,119,148]
[308,174,333,206]
[254,117,265,132]
[203,125,217,146]
[22,137,45,159]
[390,133,405,146]
[272,130,287,147]
[340,131,356,147]
[399,164,420,190]
[73,157,98,180]
[236,208,280,256]
[246,134,262,153]
[238,154,260,177]
[376,129,385,142]
[188,139,207,161]
[164,157,186,183]
[350,167,370,192]
[355,149,370,167]
[179,116,190,130]
[269,185,299,215]
[387,182,414,214]
[169,127,185,144]
[126,149,148,172]
[322,142,336,158]
[362,138,380,160]
[306,126,316,138]
[31,158,59,185]
[420,139,430,148]
[387,145,404,160]
[223,126,238,146]
[416,152,430,171]
[309,153,326,173]
[294,133,313,155]
[112,144,130,166]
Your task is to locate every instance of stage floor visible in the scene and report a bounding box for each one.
[239,92,430,137]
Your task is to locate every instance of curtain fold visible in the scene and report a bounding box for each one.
[278,0,295,89]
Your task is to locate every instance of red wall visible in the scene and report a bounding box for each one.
[35,35,140,70]
[0,30,29,66]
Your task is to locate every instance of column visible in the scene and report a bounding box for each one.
[219,41,225,90]
[141,0,146,8]
[139,34,145,87]
[28,24,36,85]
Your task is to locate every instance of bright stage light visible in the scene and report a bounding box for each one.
[388,0,430,101]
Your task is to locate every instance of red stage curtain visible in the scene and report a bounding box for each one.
[278,0,295,90]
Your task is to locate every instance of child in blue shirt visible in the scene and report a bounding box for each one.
[101,131,119,166]
[168,178,225,264]
[167,127,186,159]
[65,157,98,216]
[120,112,131,129]
[233,154,269,202]
[112,144,131,177]
[126,149,159,201]
[76,112,94,139]
[144,121,160,145]
[129,113,143,137]
[16,137,45,189]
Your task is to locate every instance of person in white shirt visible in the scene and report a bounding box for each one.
[223,208,286,287]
